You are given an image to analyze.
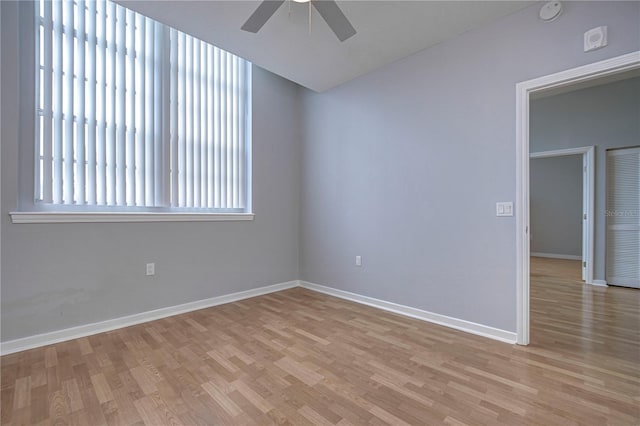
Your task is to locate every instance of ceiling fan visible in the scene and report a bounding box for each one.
[241,0,356,42]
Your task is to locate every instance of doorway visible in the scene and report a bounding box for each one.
[529,147,595,283]
[515,51,640,345]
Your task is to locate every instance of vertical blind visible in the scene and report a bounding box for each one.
[36,0,250,210]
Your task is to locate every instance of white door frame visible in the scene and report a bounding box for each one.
[530,147,595,283]
[515,51,640,346]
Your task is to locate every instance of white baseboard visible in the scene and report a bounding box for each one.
[2,278,519,355]
[531,252,582,261]
[0,280,299,356]
[299,281,517,344]
[592,280,608,287]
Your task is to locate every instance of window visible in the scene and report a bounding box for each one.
[33,0,251,215]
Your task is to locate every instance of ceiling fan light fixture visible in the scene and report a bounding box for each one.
[241,0,356,42]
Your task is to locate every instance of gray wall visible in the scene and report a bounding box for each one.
[530,77,640,280]
[530,156,583,257]
[1,1,301,342]
[300,2,640,332]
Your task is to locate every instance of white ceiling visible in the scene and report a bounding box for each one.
[117,1,534,92]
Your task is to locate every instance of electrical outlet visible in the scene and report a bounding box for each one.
[146,263,155,276]
[355,256,362,267]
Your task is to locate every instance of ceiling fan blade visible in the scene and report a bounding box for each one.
[241,0,285,33]
[312,0,356,42]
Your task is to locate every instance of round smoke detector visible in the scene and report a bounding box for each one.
[539,1,563,22]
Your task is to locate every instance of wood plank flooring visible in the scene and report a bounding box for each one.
[530,257,640,364]
[2,259,639,425]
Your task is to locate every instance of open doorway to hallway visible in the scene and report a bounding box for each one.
[527,72,640,352]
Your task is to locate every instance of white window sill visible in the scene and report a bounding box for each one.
[9,212,255,224]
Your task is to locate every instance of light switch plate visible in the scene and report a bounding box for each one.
[496,202,513,217]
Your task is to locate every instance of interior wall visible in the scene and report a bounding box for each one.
[300,1,640,332]
[530,77,640,280]
[530,156,583,257]
[1,1,302,342]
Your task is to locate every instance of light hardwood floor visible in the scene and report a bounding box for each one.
[1,259,639,425]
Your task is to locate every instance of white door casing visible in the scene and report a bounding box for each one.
[515,51,640,346]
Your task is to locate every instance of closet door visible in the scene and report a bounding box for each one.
[606,147,640,288]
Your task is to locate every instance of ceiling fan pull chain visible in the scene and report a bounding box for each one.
[308,0,312,34]
[288,0,291,19]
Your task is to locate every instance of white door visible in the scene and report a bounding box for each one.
[606,147,640,288]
